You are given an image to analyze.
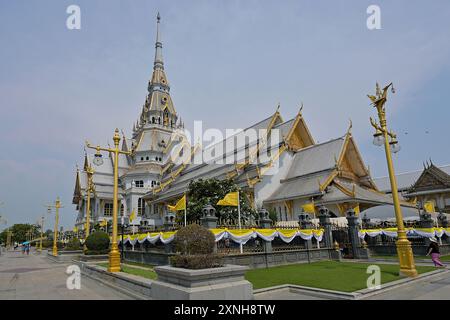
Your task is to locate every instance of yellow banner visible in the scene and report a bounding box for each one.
[227,229,253,237]
[257,229,278,237]
[424,201,435,213]
[168,195,186,211]
[129,209,136,222]
[161,231,176,240]
[302,203,315,214]
[217,192,239,206]
[278,229,297,238]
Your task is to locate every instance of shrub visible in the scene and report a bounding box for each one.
[42,240,63,249]
[42,240,51,248]
[85,249,109,255]
[85,231,110,252]
[171,254,222,269]
[170,224,223,269]
[65,238,81,251]
[173,224,215,255]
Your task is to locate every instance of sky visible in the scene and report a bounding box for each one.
[0,0,449,230]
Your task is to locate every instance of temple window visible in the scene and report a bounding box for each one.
[104,203,113,216]
[135,180,144,188]
[163,111,169,126]
[138,198,144,215]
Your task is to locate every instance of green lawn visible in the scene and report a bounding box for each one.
[120,261,156,268]
[97,263,157,280]
[245,261,436,292]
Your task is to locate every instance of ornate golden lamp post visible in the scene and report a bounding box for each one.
[83,163,95,252]
[45,198,63,256]
[368,82,417,277]
[39,215,44,252]
[86,128,131,272]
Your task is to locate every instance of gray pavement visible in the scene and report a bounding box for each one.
[0,249,131,300]
[364,270,450,300]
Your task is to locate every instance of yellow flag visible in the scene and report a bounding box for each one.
[217,192,239,206]
[99,219,107,227]
[302,202,315,214]
[424,201,435,213]
[408,197,418,206]
[130,209,136,222]
[353,204,360,215]
[168,195,186,211]
[73,226,78,232]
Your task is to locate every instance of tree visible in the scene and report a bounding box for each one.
[268,207,278,225]
[0,224,39,244]
[183,178,256,224]
[45,229,53,240]
[0,229,7,245]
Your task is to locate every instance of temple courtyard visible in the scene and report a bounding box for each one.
[1,248,450,300]
[0,250,131,300]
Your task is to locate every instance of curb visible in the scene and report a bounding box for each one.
[75,261,152,300]
[253,269,450,300]
[254,284,357,300]
[355,268,450,299]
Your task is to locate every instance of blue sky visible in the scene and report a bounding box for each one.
[0,1,449,230]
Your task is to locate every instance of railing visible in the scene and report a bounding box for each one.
[217,218,259,229]
[272,237,307,252]
[216,238,264,254]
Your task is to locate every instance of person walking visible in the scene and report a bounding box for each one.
[26,244,30,255]
[426,237,445,267]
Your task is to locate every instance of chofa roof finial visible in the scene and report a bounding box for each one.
[347,119,353,135]
[299,102,304,115]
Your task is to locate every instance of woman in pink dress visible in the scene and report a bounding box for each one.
[426,237,445,267]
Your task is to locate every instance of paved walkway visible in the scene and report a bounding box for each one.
[365,270,450,300]
[0,249,130,300]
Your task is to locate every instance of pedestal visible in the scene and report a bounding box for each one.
[152,265,253,300]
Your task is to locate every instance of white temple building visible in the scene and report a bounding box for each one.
[73,14,404,231]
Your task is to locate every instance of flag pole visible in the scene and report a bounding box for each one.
[183,194,187,227]
[238,190,243,254]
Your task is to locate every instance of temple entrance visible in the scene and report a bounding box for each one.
[332,226,353,258]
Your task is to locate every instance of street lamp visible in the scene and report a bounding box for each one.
[45,198,63,257]
[368,82,417,277]
[120,215,129,263]
[39,215,44,253]
[86,128,132,272]
[83,162,95,253]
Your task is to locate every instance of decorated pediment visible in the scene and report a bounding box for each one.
[285,110,315,151]
[336,133,376,190]
[410,163,450,192]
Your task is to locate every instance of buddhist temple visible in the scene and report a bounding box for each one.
[73,14,402,230]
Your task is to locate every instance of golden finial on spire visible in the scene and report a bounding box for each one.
[347,119,353,135]
[298,102,304,115]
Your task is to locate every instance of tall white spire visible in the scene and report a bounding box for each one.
[154,12,164,70]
